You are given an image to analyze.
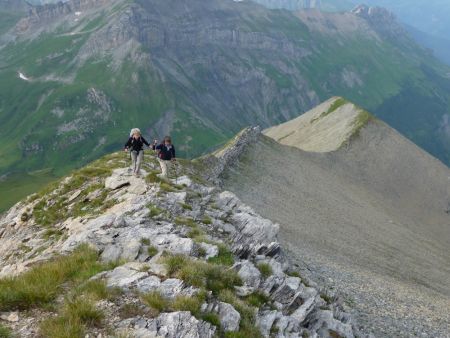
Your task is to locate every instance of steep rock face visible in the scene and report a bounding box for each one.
[0,150,358,337]
[0,0,29,11]
[351,4,406,39]
[15,0,110,31]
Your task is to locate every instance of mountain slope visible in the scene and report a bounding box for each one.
[249,0,353,11]
[221,98,450,337]
[405,24,450,66]
[1,0,450,212]
[0,145,357,337]
[354,0,450,40]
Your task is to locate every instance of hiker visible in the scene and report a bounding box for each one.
[153,136,176,178]
[124,128,150,177]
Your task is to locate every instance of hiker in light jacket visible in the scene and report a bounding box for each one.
[153,136,176,178]
[124,128,150,177]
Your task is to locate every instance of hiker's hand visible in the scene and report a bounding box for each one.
[171,158,176,162]
[124,148,128,152]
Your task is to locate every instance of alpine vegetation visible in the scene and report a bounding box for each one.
[0,134,357,337]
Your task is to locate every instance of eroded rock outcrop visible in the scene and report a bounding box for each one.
[0,149,358,337]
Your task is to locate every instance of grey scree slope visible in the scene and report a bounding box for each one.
[222,98,450,337]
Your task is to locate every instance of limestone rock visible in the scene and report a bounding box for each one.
[126,312,216,338]
[105,175,130,190]
[204,302,241,332]
[233,260,261,289]
[0,311,19,322]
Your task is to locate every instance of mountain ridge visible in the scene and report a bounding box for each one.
[0,129,359,338]
[1,0,450,213]
[221,99,450,337]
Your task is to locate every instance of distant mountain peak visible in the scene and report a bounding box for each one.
[351,4,405,38]
[264,97,374,152]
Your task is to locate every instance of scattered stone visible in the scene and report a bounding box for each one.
[67,189,82,202]
[0,311,19,322]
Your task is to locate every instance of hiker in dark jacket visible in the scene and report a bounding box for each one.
[152,136,176,178]
[124,128,150,177]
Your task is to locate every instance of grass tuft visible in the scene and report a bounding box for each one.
[201,216,212,224]
[163,254,242,295]
[147,246,158,258]
[147,204,163,218]
[141,238,150,245]
[245,291,270,308]
[63,297,104,327]
[171,294,203,317]
[0,244,113,311]
[118,303,147,319]
[257,263,273,279]
[174,217,198,228]
[39,297,104,338]
[39,316,85,338]
[0,324,12,338]
[141,291,169,314]
[202,312,221,328]
[180,203,193,211]
[218,289,262,337]
[207,244,234,266]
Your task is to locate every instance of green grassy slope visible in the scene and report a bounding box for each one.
[1,0,450,212]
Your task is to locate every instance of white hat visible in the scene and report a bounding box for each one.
[130,128,141,137]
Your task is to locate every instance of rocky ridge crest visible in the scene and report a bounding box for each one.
[0,144,358,337]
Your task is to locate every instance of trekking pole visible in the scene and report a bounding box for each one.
[125,149,131,173]
[173,161,178,185]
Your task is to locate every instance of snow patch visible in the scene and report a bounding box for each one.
[18,72,30,81]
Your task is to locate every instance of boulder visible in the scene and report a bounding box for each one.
[256,310,279,337]
[103,264,148,289]
[121,239,141,261]
[217,302,241,332]
[105,176,130,190]
[233,260,261,288]
[101,244,122,262]
[199,242,219,259]
[135,311,216,338]
[307,310,355,338]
